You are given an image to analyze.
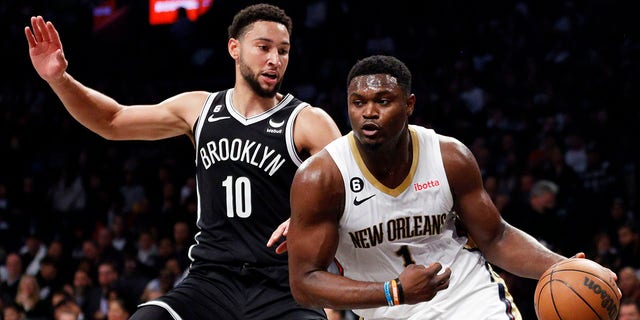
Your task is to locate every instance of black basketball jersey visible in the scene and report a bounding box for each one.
[190,89,307,269]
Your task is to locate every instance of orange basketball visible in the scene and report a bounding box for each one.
[534,258,621,320]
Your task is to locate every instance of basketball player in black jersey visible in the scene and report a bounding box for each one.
[25,4,341,319]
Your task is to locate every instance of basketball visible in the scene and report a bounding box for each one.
[534,258,621,320]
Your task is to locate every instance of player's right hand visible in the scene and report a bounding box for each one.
[25,16,68,84]
[267,218,289,254]
[399,263,451,304]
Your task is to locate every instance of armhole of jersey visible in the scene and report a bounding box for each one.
[420,126,454,211]
[193,92,217,166]
[285,102,309,167]
[325,136,349,223]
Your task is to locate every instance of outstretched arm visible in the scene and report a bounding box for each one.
[440,136,565,279]
[25,16,203,142]
[287,151,450,310]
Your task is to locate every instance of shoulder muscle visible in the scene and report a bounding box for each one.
[439,135,483,196]
[294,106,341,156]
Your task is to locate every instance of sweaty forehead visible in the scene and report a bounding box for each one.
[243,20,290,43]
[349,74,399,94]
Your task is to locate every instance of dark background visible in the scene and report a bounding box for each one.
[1,0,639,318]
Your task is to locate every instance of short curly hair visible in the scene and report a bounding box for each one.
[347,55,412,95]
[228,4,293,39]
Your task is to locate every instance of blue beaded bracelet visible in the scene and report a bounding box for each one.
[384,281,394,306]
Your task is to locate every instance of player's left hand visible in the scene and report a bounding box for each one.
[567,253,621,298]
[25,16,68,84]
[267,218,289,254]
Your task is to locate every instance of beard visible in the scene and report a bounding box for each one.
[239,59,281,98]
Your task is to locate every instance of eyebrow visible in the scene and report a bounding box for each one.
[252,37,290,46]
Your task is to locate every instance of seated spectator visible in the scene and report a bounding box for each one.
[45,240,73,284]
[95,227,121,266]
[70,268,101,319]
[619,267,640,306]
[109,215,133,254]
[2,302,26,320]
[107,297,132,320]
[172,221,192,271]
[36,256,64,303]
[589,232,620,272]
[153,237,176,274]
[134,230,158,278]
[618,223,640,269]
[51,290,82,320]
[1,253,23,303]
[140,266,175,303]
[117,254,149,303]
[19,235,46,276]
[86,261,123,320]
[502,179,564,252]
[619,299,640,320]
[15,274,50,319]
[73,240,101,282]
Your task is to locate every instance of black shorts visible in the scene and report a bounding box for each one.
[132,264,327,320]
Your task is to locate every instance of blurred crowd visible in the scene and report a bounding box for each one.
[1,0,639,319]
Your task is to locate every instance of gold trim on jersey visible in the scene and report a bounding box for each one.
[348,127,419,197]
[486,263,523,320]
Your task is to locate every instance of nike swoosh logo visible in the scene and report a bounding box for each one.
[208,115,230,122]
[353,194,375,206]
[269,118,285,128]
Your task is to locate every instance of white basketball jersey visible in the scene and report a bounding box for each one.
[325,125,521,320]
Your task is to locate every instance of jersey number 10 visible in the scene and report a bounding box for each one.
[222,176,252,218]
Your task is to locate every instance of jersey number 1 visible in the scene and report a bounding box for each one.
[395,245,416,267]
[222,176,252,218]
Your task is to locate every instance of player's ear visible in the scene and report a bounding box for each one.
[228,38,239,60]
[406,93,416,116]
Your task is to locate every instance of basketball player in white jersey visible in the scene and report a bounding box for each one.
[25,4,342,319]
[286,55,600,319]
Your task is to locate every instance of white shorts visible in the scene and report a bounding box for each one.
[354,250,522,320]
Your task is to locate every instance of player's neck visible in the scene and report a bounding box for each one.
[359,130,413,188]
[231,85,282,118]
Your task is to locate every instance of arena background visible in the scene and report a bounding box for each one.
[1,1,639,319]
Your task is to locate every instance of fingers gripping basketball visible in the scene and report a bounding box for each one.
[534,258,621,320]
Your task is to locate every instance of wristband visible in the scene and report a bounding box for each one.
[390,279,400,305]
[383,281,394,306]
[394,277,404,304]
